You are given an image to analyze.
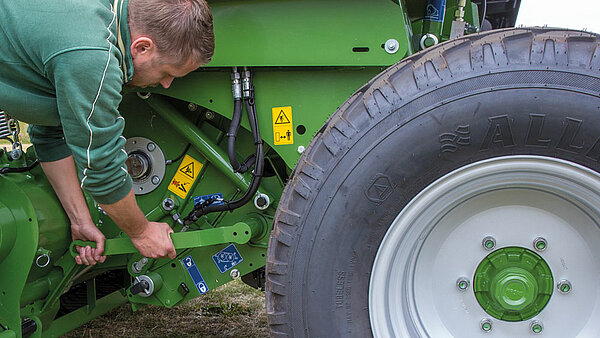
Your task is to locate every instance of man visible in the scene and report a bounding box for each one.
[0,0,215,265]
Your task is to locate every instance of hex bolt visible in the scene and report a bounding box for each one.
[530,320,543,334]
[146,142,156,152]
[456,277,470,291]
[187,102,198,111]
[230,269,240,279]
[205,111,215,120]
[557,280,572,294]
[297,146,306,154]
[482,236,496,251]
[151,176,160,185]
[480,318,492,333]
[533,237,547,251]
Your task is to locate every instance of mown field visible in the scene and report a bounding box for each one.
[63,279,268,338]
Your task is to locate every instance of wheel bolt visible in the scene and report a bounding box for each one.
[530,320,543,334]
[480,318,492,332]
[533,237,547,251]
[482,236,496,251]
[456,277,470,291]
[557,280,572,294]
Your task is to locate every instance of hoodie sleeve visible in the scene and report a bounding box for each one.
[44,48,132,204]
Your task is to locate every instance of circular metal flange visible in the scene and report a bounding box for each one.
[419,33,439,49]
[369,156,600,337]
[125,137,166,195]
[135,275,155,297]
[35,254,50,268]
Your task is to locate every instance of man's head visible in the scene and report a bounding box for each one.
[127,0,214,88]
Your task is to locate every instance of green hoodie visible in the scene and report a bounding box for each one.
[0,0,135,204]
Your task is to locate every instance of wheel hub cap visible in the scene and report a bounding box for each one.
[474,247,553,321]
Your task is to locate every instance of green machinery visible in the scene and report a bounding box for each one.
[3,0,600,336]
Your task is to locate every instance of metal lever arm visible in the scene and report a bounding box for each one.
[70,222,252,258]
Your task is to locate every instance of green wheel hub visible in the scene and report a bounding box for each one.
[474,247,553,321]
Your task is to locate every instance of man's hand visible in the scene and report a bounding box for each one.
[71,222,107,265]
[40,157,107,266]
[129,222,176,259]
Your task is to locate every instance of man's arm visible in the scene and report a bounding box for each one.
[41,156,176,262]
[41,156,106,265]
[99,190,176,259]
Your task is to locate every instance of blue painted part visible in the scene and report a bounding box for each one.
[193,193,225,206]
[212,244,244,274]
[181,255,210,295]
[424,0,447,22]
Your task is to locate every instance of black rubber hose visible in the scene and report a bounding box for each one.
[183,98,264,224]
[227,99,244,173]
[0,160,39,175]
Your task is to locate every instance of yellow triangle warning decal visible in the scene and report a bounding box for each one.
[275,110,291,124]
[179,162,195,179]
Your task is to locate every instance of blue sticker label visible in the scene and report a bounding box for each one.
[424,0,446,22]
[182,255,209,295]
[194,193,225,207]
[212,244,244,273]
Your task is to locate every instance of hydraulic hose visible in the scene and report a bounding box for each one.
[183,70,264,225]
[227,99,244,172]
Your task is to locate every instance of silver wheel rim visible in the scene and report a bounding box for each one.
[369,156,600,337]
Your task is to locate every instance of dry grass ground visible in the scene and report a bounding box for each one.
[63,280,268,338]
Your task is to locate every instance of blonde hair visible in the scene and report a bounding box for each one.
[128,0,214,64]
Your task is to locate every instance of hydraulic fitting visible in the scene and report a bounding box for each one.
[231,67,242,100]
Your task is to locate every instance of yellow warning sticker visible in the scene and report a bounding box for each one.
[168,155,203,199]
[272,106,293,145]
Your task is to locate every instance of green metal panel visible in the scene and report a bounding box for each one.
[206,0,410,67]
[147,67,384,167]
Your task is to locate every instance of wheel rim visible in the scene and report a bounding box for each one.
[369,156,600,337]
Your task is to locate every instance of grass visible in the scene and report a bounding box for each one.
[63,279,268,337]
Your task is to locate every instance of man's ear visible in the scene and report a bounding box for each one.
[130,36,155,59]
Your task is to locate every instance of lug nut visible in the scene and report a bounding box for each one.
[557,280,572,294]
[530,320,543,334]
[480,318,492,332]
[456,277,470,291]
[482,236,496,251]
[533,237,547,251]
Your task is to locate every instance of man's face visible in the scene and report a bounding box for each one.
[129,52,200,89]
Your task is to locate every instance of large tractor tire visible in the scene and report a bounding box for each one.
[266,28,600,337]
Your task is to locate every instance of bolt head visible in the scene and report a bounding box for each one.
[151,176,160,185]
[530,320,543,334]
[384,39,399,54]
[230,269,240,279]
[456,277,470,291]
[147,142,156,152]
[480,319,492,332]
[297,146,306,154]
[140,257,148,264]
[557,280,572,294]
[533,237,547,251]
[162,198,175,211]
[482,236,496,251]
[205,111,215,120]
[188,103,198,111]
